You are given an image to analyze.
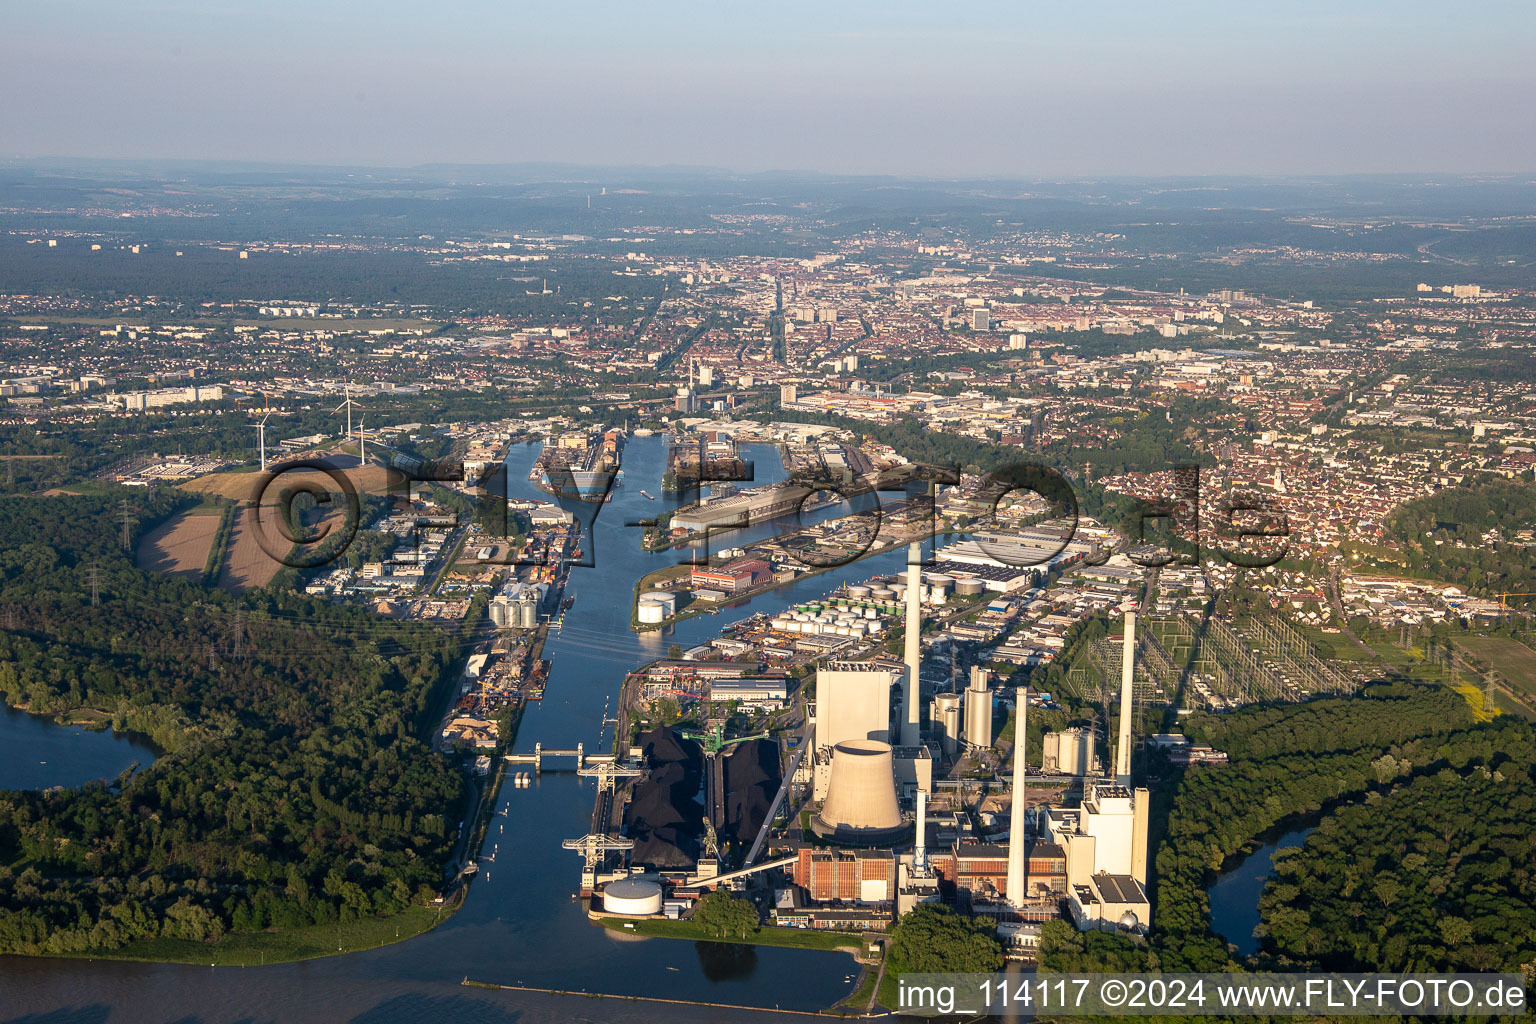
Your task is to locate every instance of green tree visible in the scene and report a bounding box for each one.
[691,889,760,940]
[889,904,1005,974]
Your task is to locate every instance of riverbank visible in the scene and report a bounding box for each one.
[61,903,457,967]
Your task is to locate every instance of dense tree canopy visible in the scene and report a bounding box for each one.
[889,903,1005,975]
[0,490,465,955]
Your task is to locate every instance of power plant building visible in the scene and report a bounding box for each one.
[813,661,896,797]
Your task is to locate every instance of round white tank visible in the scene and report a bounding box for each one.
[955,578,984,596]
[867,620,884,633]
[602,877,663,916]
[871,587,894,600]
[865,607,878,619]
[848,586,872,599]
[926,573,954,587]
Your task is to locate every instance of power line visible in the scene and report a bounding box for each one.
[84,563,102,607]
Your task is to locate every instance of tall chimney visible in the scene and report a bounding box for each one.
[1006,687,1028,907]
[1116,607,1136,786]
[902,541,922,746]
[914,789,928,872]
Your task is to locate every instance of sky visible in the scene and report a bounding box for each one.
[4,0,1535,177]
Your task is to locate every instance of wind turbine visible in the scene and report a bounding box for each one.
[254,410,271,472]
[331,383,355,454]
[254,389,272,472]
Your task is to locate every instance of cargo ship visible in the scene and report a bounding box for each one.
[532,428,624,502]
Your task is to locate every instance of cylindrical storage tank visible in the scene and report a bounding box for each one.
[926,573,953,588]
[955,578,984,597]
[836,626,850,636]
[964,685,993,750]
[602,877,663,916]
[812,740,903,841]
[867,620,884,633]
[890,583,906,599]
[871,587,894,601]
[848,585,871,600]
[933,692,963,757]
[865,607,878,619]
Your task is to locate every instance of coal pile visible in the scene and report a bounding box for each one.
[623,726,704,869]
[723,738,781,846]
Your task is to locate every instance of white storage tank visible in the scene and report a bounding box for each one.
[637,592,676,624]
[955,578,985,597]
[847,585,872,600]
[602,877,663,916]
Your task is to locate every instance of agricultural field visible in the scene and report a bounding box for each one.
[214,506,285,592]
[1453,635,1536,696]
[134,508,224,582]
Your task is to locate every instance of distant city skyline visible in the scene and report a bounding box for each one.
[4,0,1535,176]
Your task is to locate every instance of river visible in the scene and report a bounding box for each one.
[1206,826,1314,958]
[0,436,919,1024]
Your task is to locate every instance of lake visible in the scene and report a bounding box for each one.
[1206,826,1314,958]
[0,704,156,792]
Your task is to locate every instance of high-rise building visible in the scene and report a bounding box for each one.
[779,383,798,407]
[972,308,991,332]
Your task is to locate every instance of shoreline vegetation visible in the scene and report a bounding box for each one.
[60,902,457,966]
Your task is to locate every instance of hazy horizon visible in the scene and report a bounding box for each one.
[4,1,1535,177]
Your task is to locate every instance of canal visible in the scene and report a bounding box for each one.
[0,436,910,1023]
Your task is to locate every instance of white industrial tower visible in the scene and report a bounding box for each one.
[901,541,923,746]
[1116,605,1136,786]
[1006,686,1029,907]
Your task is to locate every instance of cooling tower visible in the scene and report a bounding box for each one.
[811,739,907,844]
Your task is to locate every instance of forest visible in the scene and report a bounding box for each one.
[1384,478,1536,602]
[0,490,466,955]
